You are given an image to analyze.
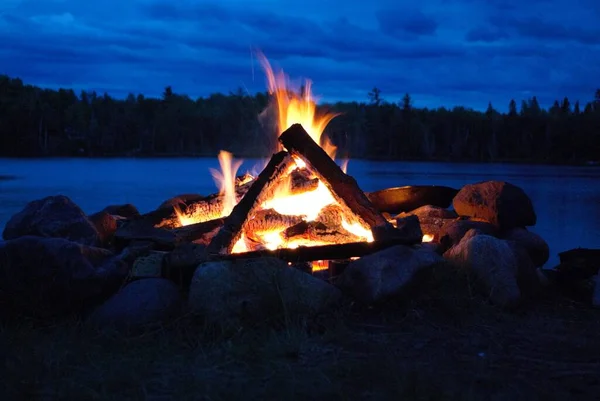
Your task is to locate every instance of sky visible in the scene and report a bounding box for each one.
[1,0,599,111]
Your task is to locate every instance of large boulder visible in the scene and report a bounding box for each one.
[2,195,100,246]
[188,257,342,327]
[87,278,183,331]
[0,236,129,317]
[452,181,536,229]
[444,233,521,308]
[335,245,444,304]
[500,228,549,267]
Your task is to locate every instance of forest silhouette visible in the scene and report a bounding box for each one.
[1,75,599,164]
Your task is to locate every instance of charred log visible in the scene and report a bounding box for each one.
[219,237,419,263]
[245,209,304,242]
[290,168,319,194]
[170,218,225,244]
[279,124,390,230]
[283,221,361,244]
[206,151,296,256]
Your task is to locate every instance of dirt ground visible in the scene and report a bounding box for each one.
[2,266,600,401]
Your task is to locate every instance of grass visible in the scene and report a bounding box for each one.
[2,264,600,400]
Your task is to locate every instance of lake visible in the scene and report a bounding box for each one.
[1,158,599,267]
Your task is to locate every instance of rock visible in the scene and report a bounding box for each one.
[102,204,140,219]
[373,215,422,244]
[0,236,129,318]
[2,195,100,246]
[117,240,156,265]
[592,276,600,308]
[163,243,207,286]
[438,219,498,252]
[396,206,458,243]
[396,205,458,220]
[114,220,180,251]
[131,251,167,279]
[501,228,549,267]
[88,211,118,246]
[453,181,536,229]
[335,245,444,304]
[158,194,204,210]
[506,241,542,298]
[188,257,342,327]
[444,234,521,308]
[87,278,183,331]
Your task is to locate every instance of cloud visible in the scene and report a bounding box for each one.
[376,8,438,37]
[0,0,598,111]
[489,15,600,45]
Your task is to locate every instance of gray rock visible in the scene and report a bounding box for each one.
[2,195,100,246]
[0,236,129,317]
[444,234,521,308]
[87,278,183,331]
[501,228,549,267]
[188,257,342,327]
[439,219,498,252]
[453,181,536,229]
[335,245,444,304]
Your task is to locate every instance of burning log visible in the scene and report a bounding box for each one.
[290,168,319,193]
[170,218,225,244]
[219,237,420,263]
[245,209,304,242]
[279,124,391,230]
[315,204,344,227]
[206,151,296,256]
[282,221,361,244]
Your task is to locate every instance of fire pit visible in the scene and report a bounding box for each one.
[0,53,560,328]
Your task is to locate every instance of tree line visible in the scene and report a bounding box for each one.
[1,75,599,164]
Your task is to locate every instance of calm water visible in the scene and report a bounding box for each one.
[1,158,599,267]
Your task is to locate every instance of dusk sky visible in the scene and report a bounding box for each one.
[1,0,598,111]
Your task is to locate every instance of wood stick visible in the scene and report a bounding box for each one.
[205,151,295,256]
[170,218,225,242]
[279,123,390,230]
[218,237,417,262]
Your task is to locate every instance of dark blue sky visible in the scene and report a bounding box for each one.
[1,0,598,111]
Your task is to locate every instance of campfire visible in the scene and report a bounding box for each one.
[140,54,424,272]
[0,53,560,327]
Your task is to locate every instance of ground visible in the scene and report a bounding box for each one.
[2,266,600,401]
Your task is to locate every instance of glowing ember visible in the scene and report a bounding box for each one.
[259,53,339,158]
[422,234,434,242]
[262,180,335,221]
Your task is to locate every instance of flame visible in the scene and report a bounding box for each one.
[339,159,349,174]
[174,205,197,226]
[262,179,335,221]
[422,234,434,243]
[210,150,243,217]
[232,234,249,253]
[258,53,339,158]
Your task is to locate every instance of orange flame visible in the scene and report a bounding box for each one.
[258,53,339,158]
